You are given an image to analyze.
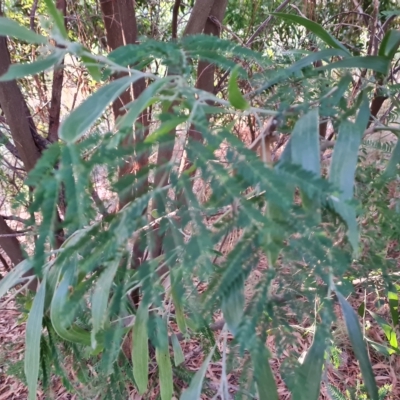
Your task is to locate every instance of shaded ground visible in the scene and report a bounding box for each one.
[1,129,399,399]
[1,257,399,399]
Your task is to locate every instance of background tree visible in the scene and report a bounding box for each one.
[0,0,399,399]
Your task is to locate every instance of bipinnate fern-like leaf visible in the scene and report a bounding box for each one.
[1,16,394,400]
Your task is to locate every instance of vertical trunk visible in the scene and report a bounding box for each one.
[0,9,63,280]
[0,37,42,173]
[187,0,227,143]
[183,0,215,36]
[99,0,149,210]
[0,215,23,267]
[100,0,150,305]
[151,0,228,259]
[368,93,387,128]
[48,0,67,143]
[0,35,39,270]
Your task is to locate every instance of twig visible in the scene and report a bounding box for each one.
[1,215,30,224]
[0,251,11,271]
[172,0,181,40]
[29,0,39,31]
[0,231,31,237]
[245,0,291,47]
[214,0,290,95]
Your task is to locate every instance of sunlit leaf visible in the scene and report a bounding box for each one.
[0,51,64,81]
[171,333,185,366]
[388,291,399,327]
[366,338,392,356]
[156,345,173,400]
[44,0,68,39]
[292,325,327,400]
[316,56,390,75]
[0,17,47,44]
[25,278,46,400]
[251,343,279,400]
[336,290,379,400]
[272,13,350,54]
[222,283,244,336]
[181,346,215,400]
[132,301,149,394]
[228,66,249,110]
[0,259,33,300]
[369,311,399,354]
[60,75,141,143]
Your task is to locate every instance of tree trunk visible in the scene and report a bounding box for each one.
[0,13,63,279]
[151,0,228,260]
[0,37,42,173]
[48,0,67,143]
[0,215,23,266]
[187,0,228,143]
[99,0,150,307]
[183,0,215,36]
[99,0,149,210]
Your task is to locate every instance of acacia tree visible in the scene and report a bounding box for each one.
[0,0,399,399]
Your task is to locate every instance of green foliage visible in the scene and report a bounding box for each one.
[1,8,400,400]
[328,383,392,400]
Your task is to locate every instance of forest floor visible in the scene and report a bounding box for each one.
[1,129,399,399]
[1,258,399,400]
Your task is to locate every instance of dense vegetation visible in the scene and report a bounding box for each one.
[0,0,399,399]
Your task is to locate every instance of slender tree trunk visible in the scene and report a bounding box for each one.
[99,0,149,210]
[187,0,228,143]
[183,0,215,36]
[0,215,24,266]
[48,0,67,143]
[0,5,63,282]
[151,0,228,259]
[0,38,42,173]
[99,0,150,306]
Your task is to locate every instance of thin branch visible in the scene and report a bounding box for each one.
[0,128,21,160]
[1,215,30,224]
[172,0,181,39]
[0,230,32,237]
[0,251,11,271]
[245,0,291,47]
[381,15,397,33]
[214,0,290,95]
[29,0,40,31]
